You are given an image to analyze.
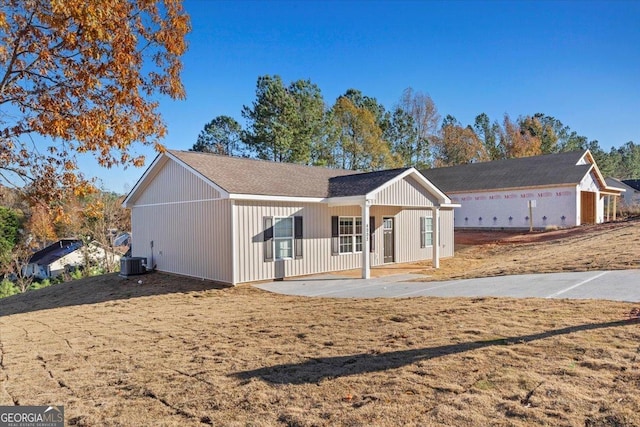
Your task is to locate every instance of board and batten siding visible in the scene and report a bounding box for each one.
[131,199,232,283]
[131,157,221,206]
[128,157,232,283]
[233,201,454,284]
[234,202,368,283]
[439,208,455,258]
[383,208,455,264]
[375,175,438,206]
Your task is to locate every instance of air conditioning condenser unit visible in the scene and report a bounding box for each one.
[120,257,147,277]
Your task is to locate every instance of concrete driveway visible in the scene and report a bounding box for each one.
[255,269,640,302]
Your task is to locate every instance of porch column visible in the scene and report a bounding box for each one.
[432,206,440,269]
[362,200,371,279]
[613,195,617,220]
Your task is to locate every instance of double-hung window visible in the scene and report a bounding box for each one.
[264,216,303,261]
[338,216,362,254]
[273,217,293,259]
[420,216,433,247]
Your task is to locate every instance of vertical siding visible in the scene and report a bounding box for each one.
[369,206,401,266]
[375,175,437,206]
[131,199,232,283]
[374,207,455,266]
[393,209,427,263]
[439,209,455,258]
[132,158,221,205]
[235,202,372,283]
[234,202,454,283]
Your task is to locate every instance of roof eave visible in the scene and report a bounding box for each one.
[122,153,166,208]
[366,168,452,204]
[123,151,232,208]
[326,195,366,207]
[166,151,231,198]
[229,194,326,203]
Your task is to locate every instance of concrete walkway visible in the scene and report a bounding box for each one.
[255,269,640,302]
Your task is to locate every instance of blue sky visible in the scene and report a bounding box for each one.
[88,0,640,193]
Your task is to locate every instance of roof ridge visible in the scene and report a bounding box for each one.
[423,150,587,171]
[168,149,359,176]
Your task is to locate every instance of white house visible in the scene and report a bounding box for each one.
[24,239,122,280]
[421,150,624,229]
[123,150,459,285]
[606,178,640,208]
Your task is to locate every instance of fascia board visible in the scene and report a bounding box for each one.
[580,149,612,191]
[123,152,231,208]
[444,183,582,194]
[366,168,452,204]
[326,195,366,207]
[229,194,326,203]
[122,153,166,208]
[166,151,230,198]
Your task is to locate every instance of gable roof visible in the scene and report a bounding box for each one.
[606,177,631,192]
[28,239,83,266]
[168,150,358,198]
[622,179,640,191]
[421,151,597,193]
[124,150,454,207]
[328,168,410,197]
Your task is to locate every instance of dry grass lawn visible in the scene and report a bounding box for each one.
[0,219,639,426]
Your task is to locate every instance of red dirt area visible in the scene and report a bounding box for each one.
[454,219,638,246]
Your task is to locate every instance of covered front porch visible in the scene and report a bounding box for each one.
[325,167,460,280]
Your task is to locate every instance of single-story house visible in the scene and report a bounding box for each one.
[421,150,624,229]
[616,178,640,207]
[122,150,459,285]
[24,239,122,280]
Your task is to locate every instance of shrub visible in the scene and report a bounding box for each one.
[0,279,19,299]
[29,279,51,291]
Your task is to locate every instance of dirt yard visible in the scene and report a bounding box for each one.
[332,218,639,281]
[0,219,639,426]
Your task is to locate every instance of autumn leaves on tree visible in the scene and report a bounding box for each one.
[0,0,190,202]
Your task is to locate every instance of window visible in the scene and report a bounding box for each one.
[338,217,362,254]
[264,216,303,261]
[273,217,293,259]
[420,216,433,247]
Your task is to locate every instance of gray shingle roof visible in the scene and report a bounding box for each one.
[420,151,591,193]
[29,239,83,265]
[328,168,411,197]
[169,150,377,198]
[622,179,640,191]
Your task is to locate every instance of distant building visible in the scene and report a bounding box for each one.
[620,179,640,207]
[422,150,625,229]
[24,239,122,280]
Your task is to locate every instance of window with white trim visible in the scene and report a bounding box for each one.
[339,216,362,254]
[420,216,433,247]
[273,217,293,259]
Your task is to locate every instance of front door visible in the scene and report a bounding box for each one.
[383,217,394,263]
[581,191,596,224]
